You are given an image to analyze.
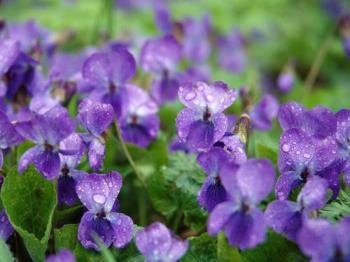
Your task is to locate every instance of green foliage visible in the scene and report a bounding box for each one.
[1,167,57,262]
[182,233,218,262]
[147,152,207,231]
[0,238,14,262]
[217,233,241,262]
[241,231,306,262]
[320,190,350,221]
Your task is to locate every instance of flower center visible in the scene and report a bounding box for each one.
[109,82,117,93]
[203,107,211,121]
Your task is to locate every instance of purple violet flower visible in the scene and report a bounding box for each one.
[76,172,133,251]
[197,147,238,212]
[119,84,159,148]
[277,70,295,93]
[58,133,86,206]
[82,49,136,117]
[0,109,23,168]
[208,159,275,249]
[176,81,237,152]
[250,94,279,131]
[265,175,328,241]
[135,222,188,262]
[16,106,75,179]
[217,29,246,74]
[140,34,182,103]
[182,15,211,63]
[276,128,337,200]
[297,217,350,262]
[46,249,75,262]
[78,99,114,170]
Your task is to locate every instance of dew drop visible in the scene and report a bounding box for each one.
[93,194,106,204]
[282,144,290,152]
[185,92,196,101]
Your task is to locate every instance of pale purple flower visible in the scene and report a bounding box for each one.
[265,175,328,241]
[82,49,136,116]
[135,222,188,262]
[140,34,182,103]
[208,159,275,249]
[277,71,295,93]
[46,249,75,262]
[176,81,237,152]
[119,84,159,147]
[0,210,13,241]
[16,106,75,179]
[77,172,133,251]
[78,99,114,170]
[250,94,279,131]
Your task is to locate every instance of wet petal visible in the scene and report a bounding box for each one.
[35,150,61,180]
[178,81,237,114]
[0,39,20,75]
[58,175,78,206]
[297,218,336,262]
[275,171,303,200]
[176,108,201,143]
[297,176,328,211]
[250,94,279,131]
[78,99,114,137]
[0,110,23,148]
[224,208,266,249]
[197,176,228,212]
[265,200,302,241]
[78,212,113,251]
[82,49,136,87]
[140,34,181,73]
[208,201,237,236]
[76,172,122,213]
[236,159,275,204]
[167,237,189,262]
[135,222,172,261]
[18,146,43,174]
[88,138,105,171]
[108,212,133,248]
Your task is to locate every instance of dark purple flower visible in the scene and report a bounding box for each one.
[176,81,237,152]
[78,99,114,170]
[276,128,337,200]
[119,84,159,148]
[297,217,350,262]
[197,147,237,211]
[46,249,75,262]
[58,133,86,206]
[250,94,279,131]
[208,159,275,249]
[182,15,211,63]
[278,101,337,139]
[16,106,75,179]
[217,29,246,74]
[0,109,23,168]
[77,172,133,251]
[82,49,136,116]
[277,70,295,93]
[140,34,182,103]
[265,175,328,241]
[0,210,14,241]
[214,134,247,164]
[169,137,192,154]
[135,222,188,262]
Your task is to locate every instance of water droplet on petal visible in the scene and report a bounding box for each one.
[185,92,196,101]
[93,194,106,204]
[282,144,290,152]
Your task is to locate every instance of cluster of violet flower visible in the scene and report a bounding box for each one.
[0,1,350,261]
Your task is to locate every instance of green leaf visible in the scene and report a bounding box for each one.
[320,190,350,221]
[147,152,207,231]
[1,167,57,262]
[0,238,14,262]
[217,233,241,262]
[241,231,306,262]
[182,233,217,262]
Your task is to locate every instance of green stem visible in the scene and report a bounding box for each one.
[172,209,183,233]
[304,27,335,94]
[138,189,147,226]
[105,0,114,38]
[113,120,145,186]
